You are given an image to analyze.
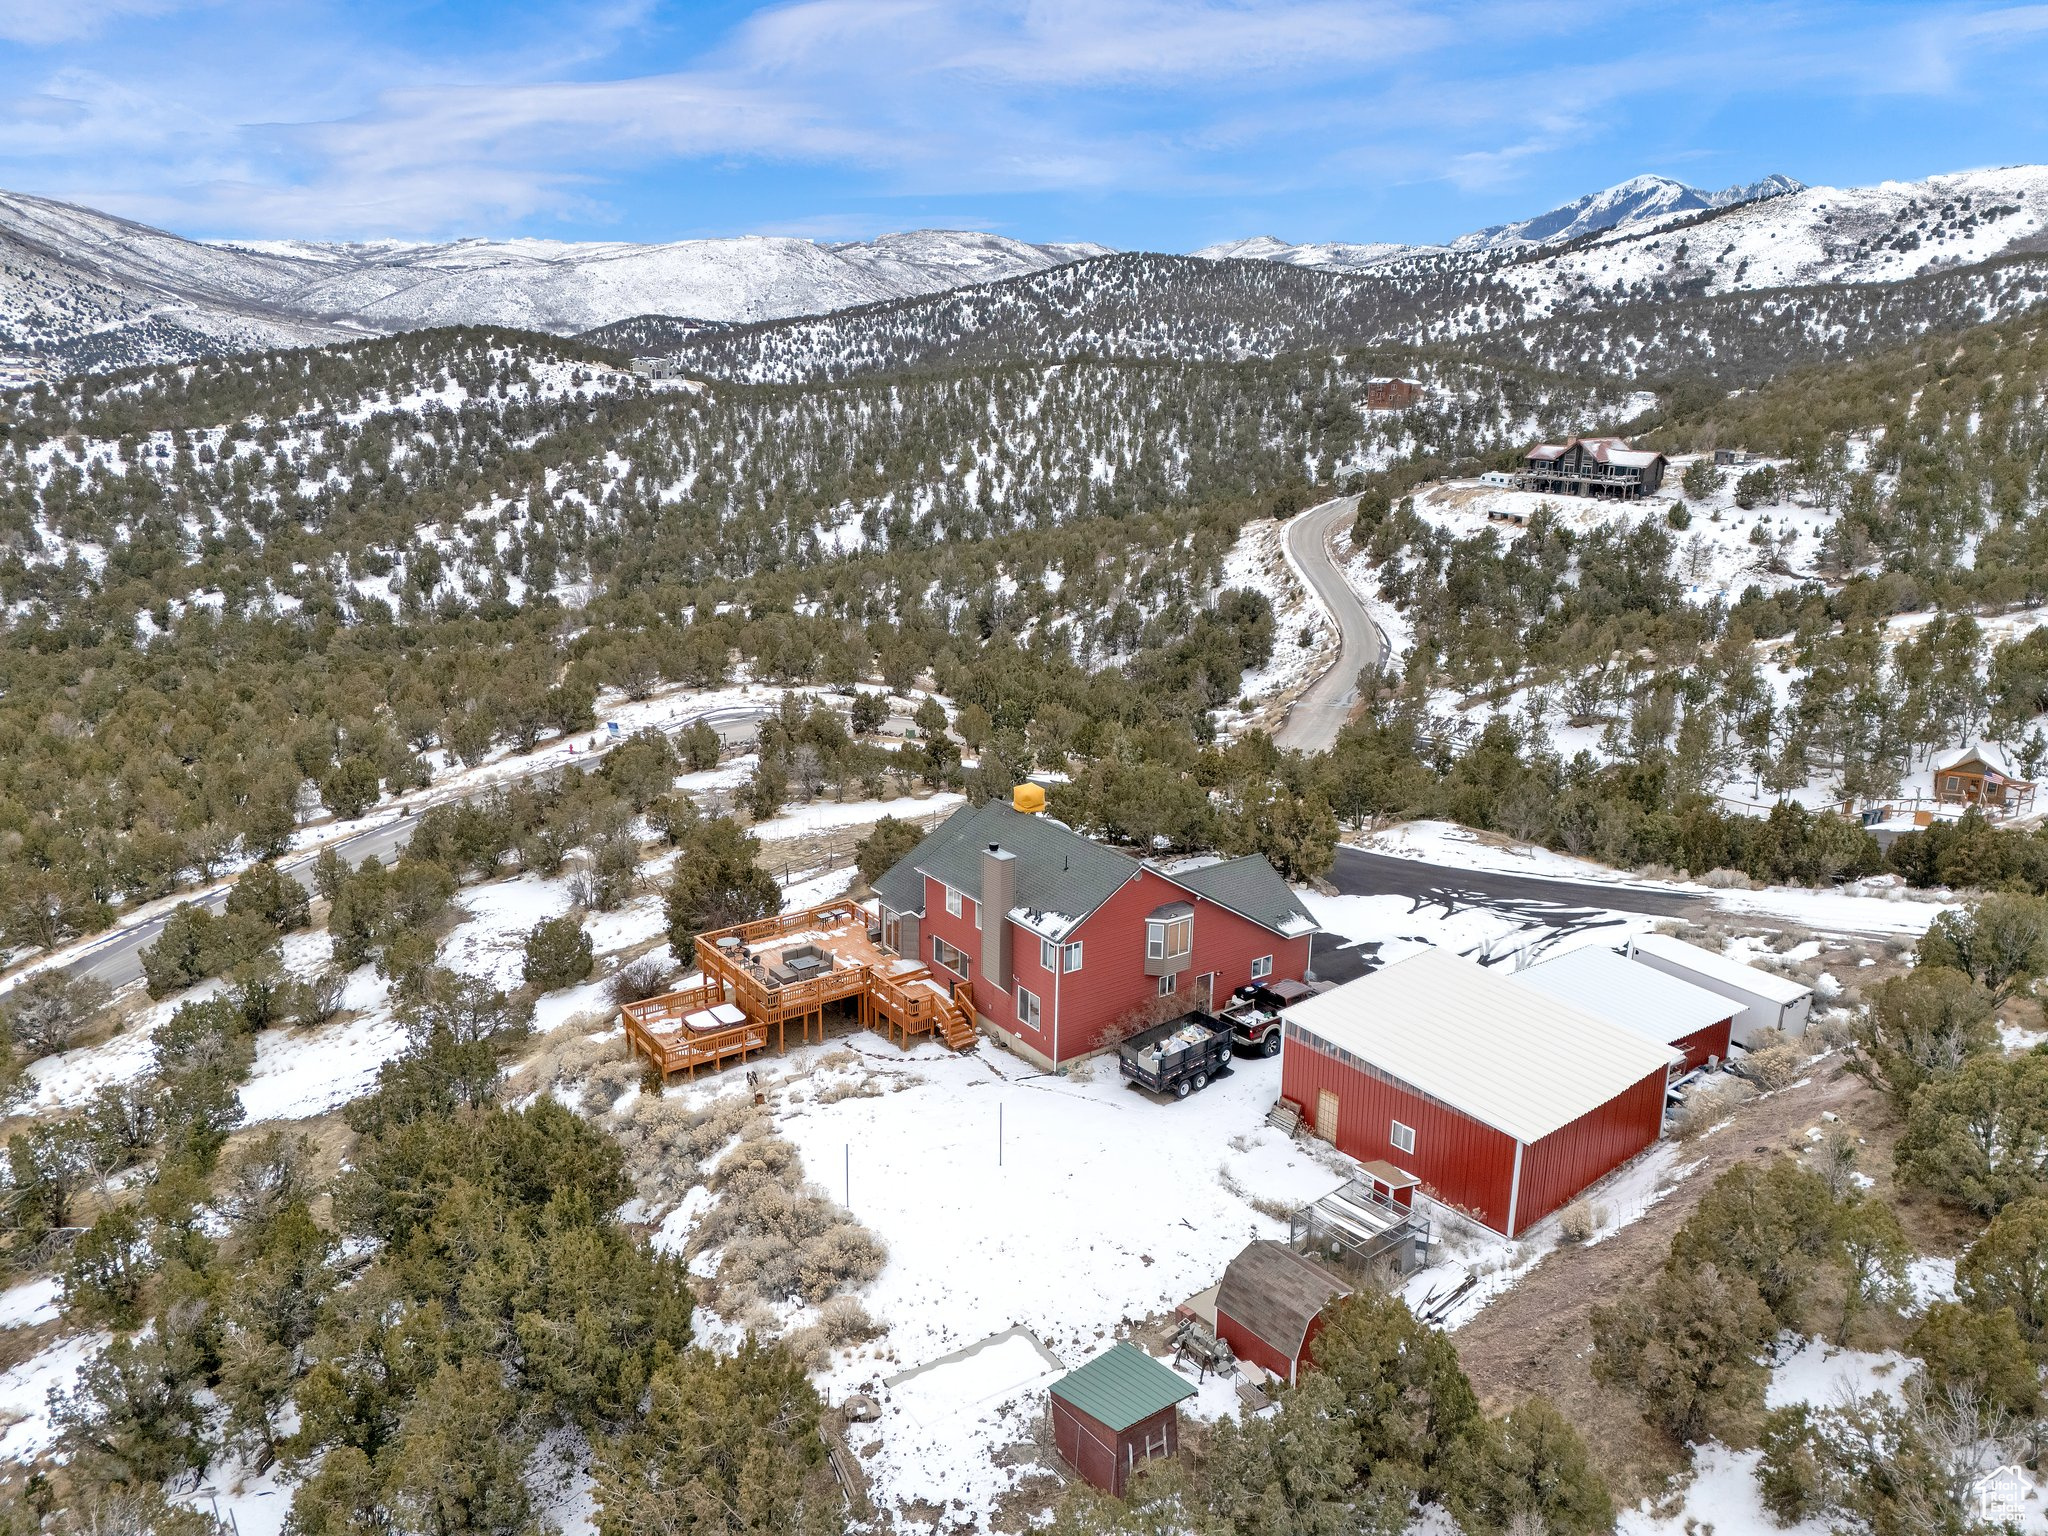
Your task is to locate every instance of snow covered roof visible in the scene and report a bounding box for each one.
[1509,947,1736,1049]
[874,805,1318,942]
[1932,741,2023,780]
[873,801,1139,939]
[1281,948,1681,1145]
[1627,933,1811,1005]
[1162,854,1319,939]
[1524,435,1665,468]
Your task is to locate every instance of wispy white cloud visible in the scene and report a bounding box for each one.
[1,0,2045,240]
[0,0,192,46]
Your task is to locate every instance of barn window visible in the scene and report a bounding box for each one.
[933,936,971,977]
[1250,954,1273,980]
[945,885,963,918]
[1040,937,1058,972]
[1017,986,1041,1029]
[1147,914,1192,961]
[1063,941,1084,972]
[1390,1120,1417,1155]
[1157,972,1177,997]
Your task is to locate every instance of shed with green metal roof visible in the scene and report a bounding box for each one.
[1048,1342,1195,1495]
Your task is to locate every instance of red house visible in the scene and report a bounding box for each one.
[1279,948,1680,1237]
[873,794,1318,1068]
[1508,946,1736,1074]
[1215,1241,1352,1385]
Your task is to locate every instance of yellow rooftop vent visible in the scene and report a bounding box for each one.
[1012,782,1047,815]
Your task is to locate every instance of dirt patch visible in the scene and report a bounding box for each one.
[1449,1057,1879,1504]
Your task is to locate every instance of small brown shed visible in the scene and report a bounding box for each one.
[1214,1241,1353,1384]
[1048,1342,1195,1496]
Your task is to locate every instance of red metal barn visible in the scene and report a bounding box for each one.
[1508,946,1736,1073]
[1048,1343,1195,1497]
[1278,949,1679,1237]
[1215,1242,1352,1385]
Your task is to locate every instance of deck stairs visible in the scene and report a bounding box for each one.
[936,982,978,1051]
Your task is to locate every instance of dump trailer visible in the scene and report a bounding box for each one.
[1120,1011,1234,1099]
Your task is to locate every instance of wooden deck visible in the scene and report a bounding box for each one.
[621,900,978,1082]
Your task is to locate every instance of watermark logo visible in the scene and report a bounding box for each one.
[1974,1463,2026,1523]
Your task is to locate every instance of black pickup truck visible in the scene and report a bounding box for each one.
[1118,1011,1234,1099]
[1219,978,1315,1057]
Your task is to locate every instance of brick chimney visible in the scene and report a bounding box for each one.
[980,844,1015,992]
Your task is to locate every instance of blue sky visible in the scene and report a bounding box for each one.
[3,1,2047,249]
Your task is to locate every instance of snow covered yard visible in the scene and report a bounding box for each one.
[649,1029,1347,1527]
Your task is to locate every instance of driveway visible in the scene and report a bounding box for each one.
[1273,495,1381,754]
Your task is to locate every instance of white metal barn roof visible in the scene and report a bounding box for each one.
[1628,933,1810,1005]
[1509,947,1736,1048]
[1281,948,1682,1145]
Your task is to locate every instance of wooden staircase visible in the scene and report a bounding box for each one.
[937,982,978,1051]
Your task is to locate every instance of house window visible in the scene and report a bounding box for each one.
[1062,942,1083,973]
[1040,937,1057,972]
[1018,986,1041,1030]
[1157,972,1177,998]
[933,936,971,977]
[1146,914,1192,961]
[1945,776,1962,793]
[1390,1120,1416,1155]
[944,886,962,918]
[1250,954,1273,980]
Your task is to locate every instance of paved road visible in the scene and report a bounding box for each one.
[1273,494,1382,754]
[1329,846,1707,921]
[60,704,781,993]
[1310,846,1711,983]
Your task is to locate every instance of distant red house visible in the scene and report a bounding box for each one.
[1365,377,1423,410]
[1279,949,1679,1237]
[873,795,1318,1068]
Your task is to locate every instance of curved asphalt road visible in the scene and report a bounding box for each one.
[58,704,783,993]
[1273,494,1383,754]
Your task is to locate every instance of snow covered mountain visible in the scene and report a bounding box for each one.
[1189,234,1429,272]
[650,166,2048,387]
[0,188,1109,377]
[1450,172,1804,252]
[1199,174,1804,272]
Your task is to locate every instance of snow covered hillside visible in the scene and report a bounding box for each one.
[1190,233,1430,272]
[1200,173,1801,271]
[0,188,1108,377]
[648,165,2048,387]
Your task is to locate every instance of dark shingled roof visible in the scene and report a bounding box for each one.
[871,801,1141,938]
[1168,855,1317,938]
[1216,1241,1353,1367]
[1050,1342,1194,1432]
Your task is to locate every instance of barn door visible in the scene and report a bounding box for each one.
[1315,1090,1339,1142]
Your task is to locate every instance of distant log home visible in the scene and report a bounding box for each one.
[1520,436,1667,499]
